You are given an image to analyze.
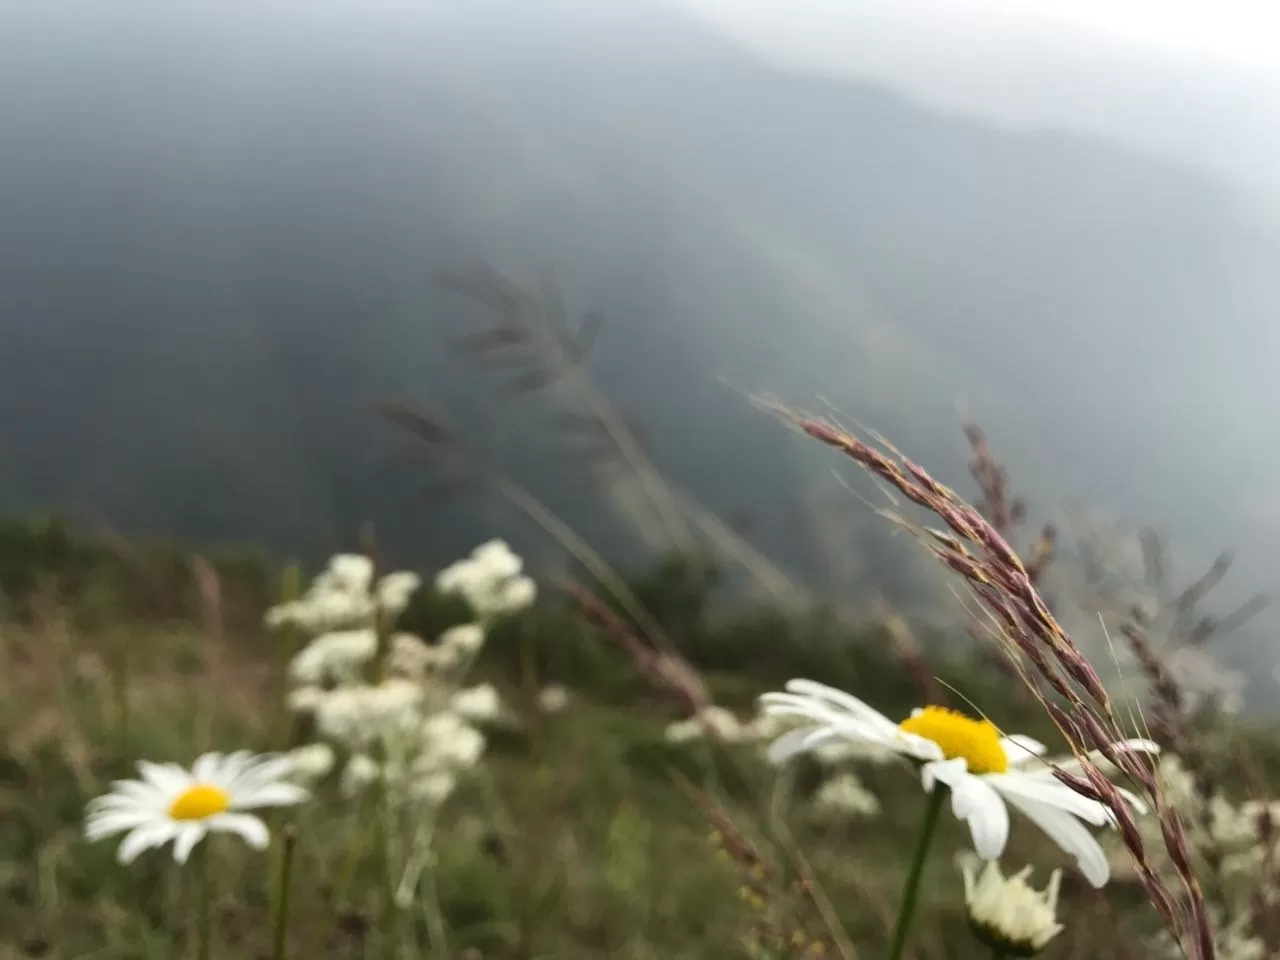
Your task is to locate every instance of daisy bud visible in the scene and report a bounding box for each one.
[963,861,1063,957]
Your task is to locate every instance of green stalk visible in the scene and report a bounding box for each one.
[887,787,946,960]
[196,844,212,960]
[271,827,298,960]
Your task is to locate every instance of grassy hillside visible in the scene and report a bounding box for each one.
[1,426,1277,960]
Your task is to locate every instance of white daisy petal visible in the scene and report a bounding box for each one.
[924,759,1009,859]
[191,752,224,783]
[207,750,258,787]
[92,779,162,806]
[766,727,828,765]
[783,680,902,736]
[759,682,928,766]
[892,730,946,762]
[758,693,846,723]
[88,787,165,814]
[117,822,179,864]
[85,810,156,841]
[1051,740,1161,778]
[232,782,309,808]
[986,775,1112,827]
[137,761,193,794]
[228,756,296,790]
[922,757,967,793]
[208,813,270,849]
[172,824,208,864]
[1001,793,1111,888]
[1000,735,1047,766]
[1112,784,1149,816]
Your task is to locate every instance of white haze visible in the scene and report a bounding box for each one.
[678,0,1280,211]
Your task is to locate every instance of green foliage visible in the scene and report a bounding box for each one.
[0,531,1271,959]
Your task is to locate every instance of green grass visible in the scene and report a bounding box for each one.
[0,539,1273,959]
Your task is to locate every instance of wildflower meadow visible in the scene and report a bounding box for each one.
[2,395,1279,960]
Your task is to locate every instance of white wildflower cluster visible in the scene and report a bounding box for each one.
[1162,645,1246,717]
[663,706,779,745]
[810,772,881,819]
[266,553,421,635]
[1105,754,1279,960]
[269,548,522,812]
[435,539,537,621]
[1151,911,1267,960]
[536,684,570,714]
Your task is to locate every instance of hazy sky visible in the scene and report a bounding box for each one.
[681,0,1280,71]
[676,0,1280,207]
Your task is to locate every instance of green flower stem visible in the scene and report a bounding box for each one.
[887,786,947,960]
[271,826,298,960]
[197,844,212,960]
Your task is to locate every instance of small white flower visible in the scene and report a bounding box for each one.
[288,628,377,685]
[742,711,793,742]
[84,752,308,864]
[537,685,570,714]
[315,680,424,749]
[285,743,335,782]
[410,771,458,806]
[493,575,537,614]
[388,632,456,678]
[812,773,881,819]
[419,712,486,769]
[664,706,749,744]
[296,590,376,634]
[377,571,421,616]
[326,554,375,594]
[436,542,535,619]
[760,679,1159,887]
[473,539,523,579]
[963,861,1064,956]
[450,684,503,723]
[664,717,704,744]
[287,685,326,713]
[440,623,485,655]
[264,601,301,630]
[342,754,381,797]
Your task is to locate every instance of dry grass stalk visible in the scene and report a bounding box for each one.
[1078,528,1270,940]
[791,412,1216,960]
[560,579,709,716]
[962,422,1055,584]
[873,595,940,705]
[689,791,836,960]
[434,264,806,605]
[961,422,1056,683]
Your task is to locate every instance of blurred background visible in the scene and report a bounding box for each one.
[0,0,1277,705]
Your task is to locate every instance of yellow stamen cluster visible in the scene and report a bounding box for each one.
[899,706,1008,774]
[168,784,231,821]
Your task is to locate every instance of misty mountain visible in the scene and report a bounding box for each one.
[0,1,1276,667]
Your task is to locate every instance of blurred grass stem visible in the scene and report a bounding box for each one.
[271,826,297,960]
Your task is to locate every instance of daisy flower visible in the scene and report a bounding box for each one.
[760,679,1158,887]
[963,861,1064,956]
[85,751,309,864]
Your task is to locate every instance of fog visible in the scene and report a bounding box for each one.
[680,0,1280,212]
[0,0,1277,702]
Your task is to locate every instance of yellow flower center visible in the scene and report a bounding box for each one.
[899,706,1008,774]
[168,783,231,821]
